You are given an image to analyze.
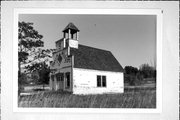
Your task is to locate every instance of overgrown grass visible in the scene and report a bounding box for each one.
[18,88,156,108]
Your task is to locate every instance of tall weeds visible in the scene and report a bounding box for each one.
[18,89,156,108]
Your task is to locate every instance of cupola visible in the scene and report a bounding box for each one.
[63,22,80,40]
[56,23,80,50]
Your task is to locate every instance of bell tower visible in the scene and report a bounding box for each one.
[62,22,79,49]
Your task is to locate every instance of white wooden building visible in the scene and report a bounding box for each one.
[50,23,124,94]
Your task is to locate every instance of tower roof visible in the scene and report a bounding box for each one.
[62,22,80,32]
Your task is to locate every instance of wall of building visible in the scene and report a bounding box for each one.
[50,47,73,92]
[49,67,73,92]
[73,68,124,94]
[50,48,69,70]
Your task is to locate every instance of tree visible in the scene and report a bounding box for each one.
[139,63,156,78]
[18,21,43,73]
[124,66,140,85]
[18,21,53,92]
[124,66,138,75]
[38,62,50,89]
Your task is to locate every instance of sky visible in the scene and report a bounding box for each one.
[19,14,156,69]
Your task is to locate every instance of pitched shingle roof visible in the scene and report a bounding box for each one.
[70,44,124,72]
[62,22,80,32]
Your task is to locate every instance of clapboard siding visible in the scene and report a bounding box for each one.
[73,68,124,94]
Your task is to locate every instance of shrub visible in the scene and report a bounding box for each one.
[124,74,142,86]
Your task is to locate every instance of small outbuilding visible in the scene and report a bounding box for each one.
[50,23,124,94]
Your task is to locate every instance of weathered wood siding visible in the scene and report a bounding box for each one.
[49,67,72,92]
[73,68,124,94]
[50,46,73,92]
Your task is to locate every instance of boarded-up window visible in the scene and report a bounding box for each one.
[97,75,106,87]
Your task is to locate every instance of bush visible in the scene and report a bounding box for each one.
[136,72,143,81]
[18,72,28,96]
[124,74,142,86]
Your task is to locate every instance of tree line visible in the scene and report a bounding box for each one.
[124,64,156,86]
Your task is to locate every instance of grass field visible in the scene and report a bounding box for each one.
[18,87,156,108]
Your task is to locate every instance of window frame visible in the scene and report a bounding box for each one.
[97,75,101,87]
[97,75,106,87]
[102,75,106,87]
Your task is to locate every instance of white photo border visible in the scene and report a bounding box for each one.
[13,8,163,113]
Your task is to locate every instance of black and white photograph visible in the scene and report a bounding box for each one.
[1,1,179,120]
[17,12,158,109]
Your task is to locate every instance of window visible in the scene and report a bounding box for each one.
[97,75,106,87]
[97,75,101,87]
[66,72,70,88]
[56,73,60,81]
[51,75,54,81]
[57,73,64,81]
[102,76,106,87]
[57,54,62,64]
[60,73,64,81]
